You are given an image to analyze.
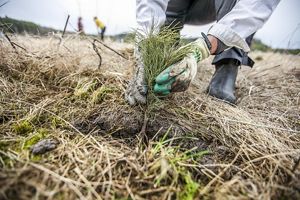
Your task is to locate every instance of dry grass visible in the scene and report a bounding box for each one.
[0,34,299,200]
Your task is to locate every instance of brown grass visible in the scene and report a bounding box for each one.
[0,34,299,200]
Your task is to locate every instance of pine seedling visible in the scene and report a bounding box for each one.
[136,25,193,106]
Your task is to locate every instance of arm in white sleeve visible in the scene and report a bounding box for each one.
[208,0,281,52]
[136,0,169,33]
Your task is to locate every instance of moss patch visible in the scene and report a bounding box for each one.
[22,128,49,150]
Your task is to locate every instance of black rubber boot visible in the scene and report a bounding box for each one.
[207,59,239,104]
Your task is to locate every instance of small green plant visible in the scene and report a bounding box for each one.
[178,173,199,200]
[150,128,208,197]
[12,120,33,135]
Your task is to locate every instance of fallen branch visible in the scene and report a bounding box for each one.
[58,15,70,47]
[62,15,70,38]
[94,39,128,60]
[138,113,149,148]
[4,32,18,54]
[11,41,27,52]
[92,39,102,69]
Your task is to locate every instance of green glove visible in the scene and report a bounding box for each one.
[154,36,210,95]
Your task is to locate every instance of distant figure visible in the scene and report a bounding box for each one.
[77,17,84,35]
[94,16,106,41]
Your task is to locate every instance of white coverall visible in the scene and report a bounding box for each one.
[136,0,280,53]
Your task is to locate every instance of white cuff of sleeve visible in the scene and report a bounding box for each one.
[208,24,251,52]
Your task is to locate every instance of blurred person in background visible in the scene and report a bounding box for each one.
[125,0,280,105]
[94,16,106,41]
[77,17,84,35]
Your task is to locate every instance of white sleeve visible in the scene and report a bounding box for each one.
[136,0,169,33]
[208,0,281,52]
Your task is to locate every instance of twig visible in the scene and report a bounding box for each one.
[11,41,27,52]
[138,113,149,147]
[4,32,18,54]
[62,15,70,38]
[125,170,136,200]
[57,15,70,48]
[92,39,102,69]
[94,39,128,60]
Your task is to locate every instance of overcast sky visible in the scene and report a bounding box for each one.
[1,0,300,49]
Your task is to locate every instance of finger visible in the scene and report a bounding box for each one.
[154,78,175,94]
[155,67,172,84]
[135,93,147,104]
[137,84,148,96]
[154,83,171,94]
[125,93,136,105]
[156,63,186,84]
[170,69,191,92]
[158,90,170,96]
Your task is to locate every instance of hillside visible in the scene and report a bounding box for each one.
[1,16,300,54]
[0,16,57,35]
[0,34,299,200]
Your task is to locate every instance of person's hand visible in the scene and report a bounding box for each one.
[154,36,210,95]
[125,47,147,105]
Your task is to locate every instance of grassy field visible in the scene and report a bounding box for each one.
[0,34,299,200]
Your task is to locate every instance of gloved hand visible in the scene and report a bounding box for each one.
[154,36,211,95]
[125,47,147,105]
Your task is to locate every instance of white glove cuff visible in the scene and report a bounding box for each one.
[192,38,210,63]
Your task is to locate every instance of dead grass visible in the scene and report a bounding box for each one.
[0,34,299,200]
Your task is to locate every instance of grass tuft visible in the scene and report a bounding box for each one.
[74,78,97,98]
[91,85,114,104]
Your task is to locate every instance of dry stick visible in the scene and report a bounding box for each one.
[0,1,9,8]
[94,39,128,60]
[4,32,18,54]
[105,150,113,199]
[11,42,27,52]
[125,170,136,200]
[58,15,70,47]
[92,39,102,69]
[62,15,70,38]
[138,113,149,147]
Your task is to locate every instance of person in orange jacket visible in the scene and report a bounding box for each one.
[94,16,106,41]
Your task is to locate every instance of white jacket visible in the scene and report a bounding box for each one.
[136,0,280,52]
